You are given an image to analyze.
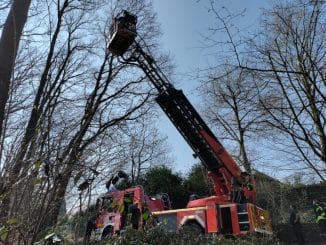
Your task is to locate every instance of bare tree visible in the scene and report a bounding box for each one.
[202,67,266,172]
[250,0,326,181]
[123,117,171,183]
[0,0,169,242]
[201,0,325,181]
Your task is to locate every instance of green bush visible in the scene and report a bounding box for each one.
[94,225,280,245]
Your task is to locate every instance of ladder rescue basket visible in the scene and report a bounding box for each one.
[108,10,137,56]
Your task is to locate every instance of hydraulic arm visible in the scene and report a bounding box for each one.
[131,43,242,198]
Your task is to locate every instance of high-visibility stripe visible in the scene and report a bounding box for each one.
[152,206,206,215]
[317,215,326,223]
[316,206,326,223]
[314,205,326,223]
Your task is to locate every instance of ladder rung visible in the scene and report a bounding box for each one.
[239,221,249,224]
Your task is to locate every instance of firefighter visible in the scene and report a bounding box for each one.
[120,195,132,230]
[231,175,242,203]
[313,199,326,236]
[85,217,96,244]
[242,172,255,203]
[289,205,305,245]
[231,175,246,203]
[231,172,253,203]
[128,203,141,229]
[141,206,150,226]
[242,172,254,191]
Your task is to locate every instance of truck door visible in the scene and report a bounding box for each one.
[219,206,233,235]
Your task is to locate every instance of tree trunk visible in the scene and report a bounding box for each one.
[0,0,32,140]
[0,0,32,223]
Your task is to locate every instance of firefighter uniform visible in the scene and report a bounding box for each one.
[290,205,305,245]
[313,200,326,236]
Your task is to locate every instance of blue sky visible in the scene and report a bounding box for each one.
[152,0,269,174]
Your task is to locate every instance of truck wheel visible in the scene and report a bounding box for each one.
[181,222,204,236]
[101,226,114,240]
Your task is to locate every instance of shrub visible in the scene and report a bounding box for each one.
[97,225,280,245]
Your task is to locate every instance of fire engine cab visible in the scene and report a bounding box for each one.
[94,185,170,239]
[105,10,273,237]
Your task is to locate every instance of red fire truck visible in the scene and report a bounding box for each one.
[94,185,170,239]
[104,10,273,237]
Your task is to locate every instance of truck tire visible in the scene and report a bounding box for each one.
[101,226,114,240]
[180,222,204,236]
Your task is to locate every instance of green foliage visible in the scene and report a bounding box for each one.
[93,225,279,245]
[0,217,24,242]
[183,163,213,197]
[116,178,133,190]
[138,163,218,209]
[0,226,9,242]
[140,166,188,208]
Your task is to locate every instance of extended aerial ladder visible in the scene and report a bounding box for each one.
[108,10,253,203]
[133,44,245,200]
[105,10,272,236]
